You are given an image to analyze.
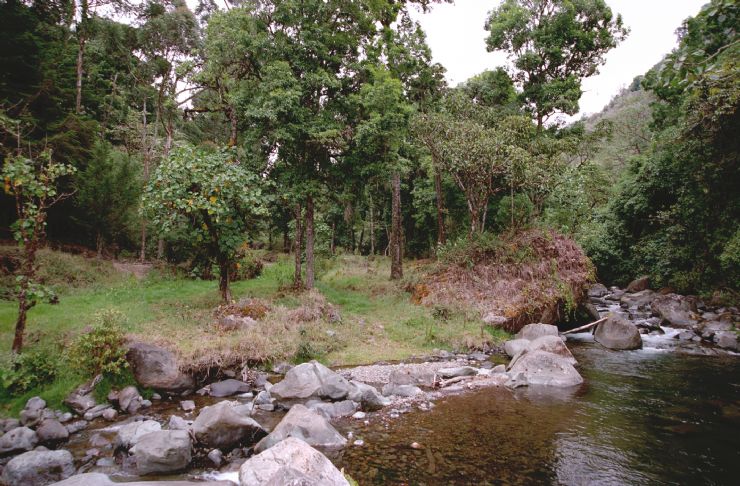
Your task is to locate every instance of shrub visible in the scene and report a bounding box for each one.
[68,309,129,378]
[1,351,59,394]
[437,232,503,267]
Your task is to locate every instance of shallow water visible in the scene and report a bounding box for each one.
[334,340,740,485]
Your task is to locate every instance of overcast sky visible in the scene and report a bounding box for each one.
[409,0,708,120]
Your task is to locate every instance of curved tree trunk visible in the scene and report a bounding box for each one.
[390,171,403,280]
[305,195,315,289]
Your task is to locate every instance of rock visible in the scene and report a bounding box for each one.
[352,411,366,420]
[492,365,506,374]
[114,420,162,450]
[594,315,643,350]
[208,449,223,467]
[239,437,349,486]
[151,393,162,401]
[482,313,509,327]
[714,331,739,351]
[254,404,346,453]
[65,420,88,435]
[49,472,115,486]
[64,392,97,415]
[192,401,267,450]
[57,412,73,424]
[219,314,257,331]
[437,366,478,378]
[83,404,113,421]
[582,302,601,321]
[469,352,488,361]
[525,335,577,365]
[677,330,695,341]
[626,276,650,293]
[210,379,251,398]
[36,419,69,446]
[19,397,47,427]
[516,323,559,341]
[307,400,357,419]
[587,283,608,298]
[1,450,75,485]
[127,342,194,392]
[270,361,353,402]
[381,383,423,398]
[181,400,196,412]
[620,290,657,310]
[130,430,192,475]
[102,409,118,422]
[254,390,272,406]
[388,368,436,387]
[118,386,143,414]
[504,339,530,358]
[605,288,625,301]
[651,294,698,328]
[507,351,583,387]
[168,415,191,430]
[0,426,38,455]
[272,362,293,375]
[0,418,20,433]
[700,320,733,339]
[347,381,390,411]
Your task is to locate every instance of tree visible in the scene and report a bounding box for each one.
[1,123,76,353]
[485,0,628,128]
[141,144,267,301]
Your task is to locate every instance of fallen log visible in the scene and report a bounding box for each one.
[561,317,608,335]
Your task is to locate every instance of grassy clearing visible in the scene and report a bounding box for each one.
[0,249,508,416]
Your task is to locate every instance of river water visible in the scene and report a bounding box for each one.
[333,335,740,485]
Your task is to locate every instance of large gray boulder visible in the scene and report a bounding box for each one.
[127,342,194,392]
[19,396,46,427]
[115,420,162,450]
[270,361,353,401]
[240,437,349,486]
[50,473,232,485]
[507,350,583,387]
[118,386,144,414]
[254,404,346,453]
[437,366,478,379]
[714,331,739,351]
[626,276,650,293]
[388,368,436,387]
[307,400,357,419]
[1,450,75,485]
[36,419,70,446]
[587,283,608,298]
[525,335,577,365]
[0,426,38,455]
[192,401,266,450]
[347,381,390,411]
[620,290,656,310]
[516,323,559,341]
[209,379,250,398]
[594,315,643,350]
[651,294,698,328]
[381,383,423,398]
[504,339,530,358]
[129,430,192,475]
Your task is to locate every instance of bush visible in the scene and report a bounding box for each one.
[68,309,129,379]
[234,251,264,280]
[437,232,503,267]
[1,351,59,394]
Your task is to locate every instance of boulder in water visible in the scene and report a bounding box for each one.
[507,350,583,387]
[516,323,559,341]
[587,283,608,298]
[347,381,390,411]
[651,294,698,328]
[0,426,38,455]
[129,430,192,475]
[381,383,423,397]
[114,420,162,450]
[594,315,643,350]
[525,335,578,365]
[714,331,739,351]
[437,366,478,379]
[504,339,530,358]
[126,342,194,392]
[307,400,358,419]
[254,404,346,453]
[620,290,656,310]
[192,401,266,450]
[1,450,75,485]
[626,276,650,293]
[240,437,349,486]
[209,379,251,398]
[270,361,353,401]
[36,419,69,446]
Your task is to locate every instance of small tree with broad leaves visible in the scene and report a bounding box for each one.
[2,151,76,354]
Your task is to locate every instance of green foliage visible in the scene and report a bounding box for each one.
[494,193,534,231]
[437,232,503,267]
[1,350,59,394]
[68,309,129,378]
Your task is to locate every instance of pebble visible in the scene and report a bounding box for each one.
[151,393,162,401]
[410,442,422,449]
[352,411,366,420]
[354,439,364,446]
[180,400,196,412]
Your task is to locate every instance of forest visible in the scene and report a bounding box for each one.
[0,0,738,484]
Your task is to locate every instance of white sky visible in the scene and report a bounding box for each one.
[410,0,708,120]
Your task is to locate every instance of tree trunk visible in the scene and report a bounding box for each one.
[140,99,149,262]
[434,170,446,245]
[228,107,238,147]
[157,238,164,260]
[369,193,375,255]
[330,221,336,255]
[12,296,27,354]
[218,255,231,302]
[305,195,315,289]
[390,171,403,280]
[75,32,86,114]
[283,227,290,253]
[96,231,103,259]
[293,204,303,288]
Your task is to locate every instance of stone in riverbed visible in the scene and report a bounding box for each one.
[714,331,739,351]
[620,290,656,310]
[437,366,478,379]
[507,350,583,387]
[210,379,251,397]
[114,420,162,450]
[524,335,577,365]
[126,342,194,392]
[504,339,530,358]
[254,404,346,453]
[1,449,75,485]
[626,276,650,293]
[0,426,38,455]
[36,419,69,446]
[118,386,143,414]
[381,383,423,398]
[388,368,436,387]
[65,420,88,435]
[594,315,643,350]
[270,360,353,401]
[651,294,698,328]
[240,437,349,486]
[347,380,390,411]
[19,396,46,427]
[516,323,559,341]
[587,283,608,298]
[192,401,267,450]
[180,400,196,412]
[168,415,192,430]
[307,400,358,419]
[129,430,192,475]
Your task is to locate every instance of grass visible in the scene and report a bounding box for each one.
[0,249,509,416]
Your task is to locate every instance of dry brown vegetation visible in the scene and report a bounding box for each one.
[415,229,595,332]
